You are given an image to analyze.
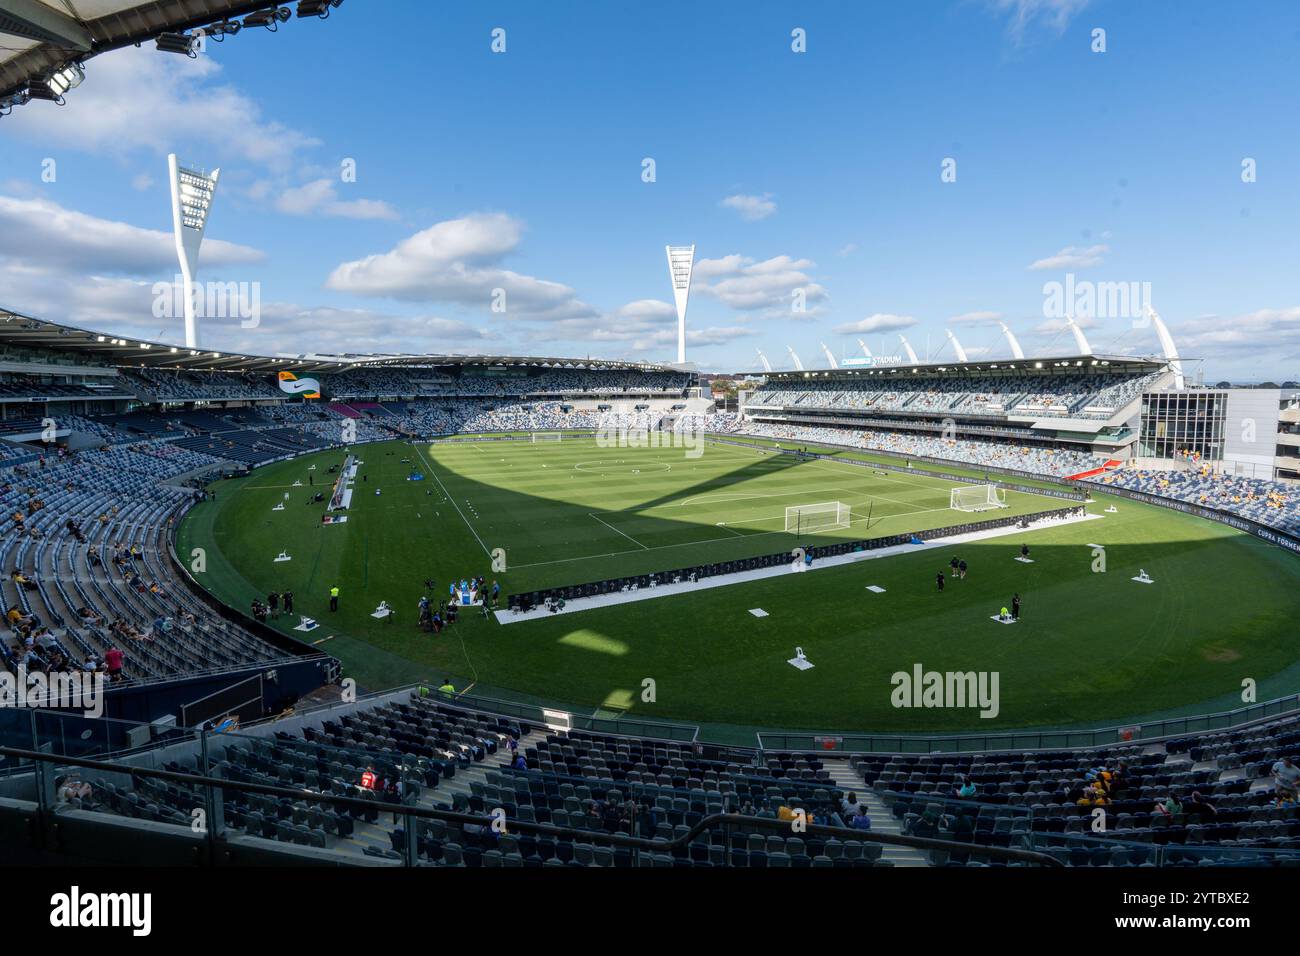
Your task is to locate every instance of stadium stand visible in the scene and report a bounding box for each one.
[742,370,1165,421]
[851,710,1300,866]
[0,442,298,684]
[733,421,1108,478]
[1088,466,1300,536]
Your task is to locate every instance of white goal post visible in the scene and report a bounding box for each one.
[785,501,851,534]
[530,432,563,442]
[950,484,1007,512]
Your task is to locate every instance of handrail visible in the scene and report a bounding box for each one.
[0,744,1063,866]
[759,693,1300,755]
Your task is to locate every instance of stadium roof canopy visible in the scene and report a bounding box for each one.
[0,307,679,374]
[763,354,1168,379]
[0,1,338,103]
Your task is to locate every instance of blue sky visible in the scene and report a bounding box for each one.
[1,0,1298,379]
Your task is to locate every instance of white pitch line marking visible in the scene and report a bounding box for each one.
[588,512,649,550]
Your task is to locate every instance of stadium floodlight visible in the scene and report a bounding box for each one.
[47,63,85,97]
[24,83,62,103]
[244,6,292,30]
[201,20,243,41]
[297,0,343,17]
[785,502,851,535]
[665,244,695,364]
[950,485,1007,512]
[167,155,222,349]
[156,32,199,56]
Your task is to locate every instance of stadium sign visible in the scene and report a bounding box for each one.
[841,355,902,367]
[277,371,321,399]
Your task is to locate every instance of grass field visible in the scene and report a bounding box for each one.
[176,435,1300,736]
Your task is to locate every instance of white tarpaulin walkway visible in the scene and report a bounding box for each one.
[495,511,1100,625]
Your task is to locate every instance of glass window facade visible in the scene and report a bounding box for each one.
[1139,391,1227,460]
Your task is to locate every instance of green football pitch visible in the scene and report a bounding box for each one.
[177,436,1300,737]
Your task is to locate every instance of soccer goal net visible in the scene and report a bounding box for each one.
[950,484,1007,512]
[785,501,851,534]
[530,432,563,442]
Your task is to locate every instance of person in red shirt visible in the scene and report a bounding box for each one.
[103,646,124,682]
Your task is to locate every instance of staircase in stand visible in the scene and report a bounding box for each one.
[822,760,930,867]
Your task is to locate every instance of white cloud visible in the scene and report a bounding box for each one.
[693,254,827,317]
[131,174,154,192]
[0,46,320,171]
[227,305,496,355]
[833,313,917,335]
[950,310,1003,325]
[513,298,754,354]
[1028,244,1108,271]
[989,0,1092,43]
[837,243,858,257]
[0,260,497,355]
[1172,308,1300,361]
[0,194,263,275]
[326,212,597,321]
[719,193,776,221]
[275,179,398,221]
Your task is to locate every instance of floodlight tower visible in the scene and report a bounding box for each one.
[665,244,695,364]
[168,154,220,349]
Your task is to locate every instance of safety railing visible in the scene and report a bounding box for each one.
[0,744,1062,867]
[757,693,1300,754]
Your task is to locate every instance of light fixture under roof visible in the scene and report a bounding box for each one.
[201,20,242,41]
[297,0,343,16]
[244,6,292,29]
[24,83,62,104]
[156,32,199,56]
[47,63,84,97]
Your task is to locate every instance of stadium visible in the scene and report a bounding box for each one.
[0,1,1297,917]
